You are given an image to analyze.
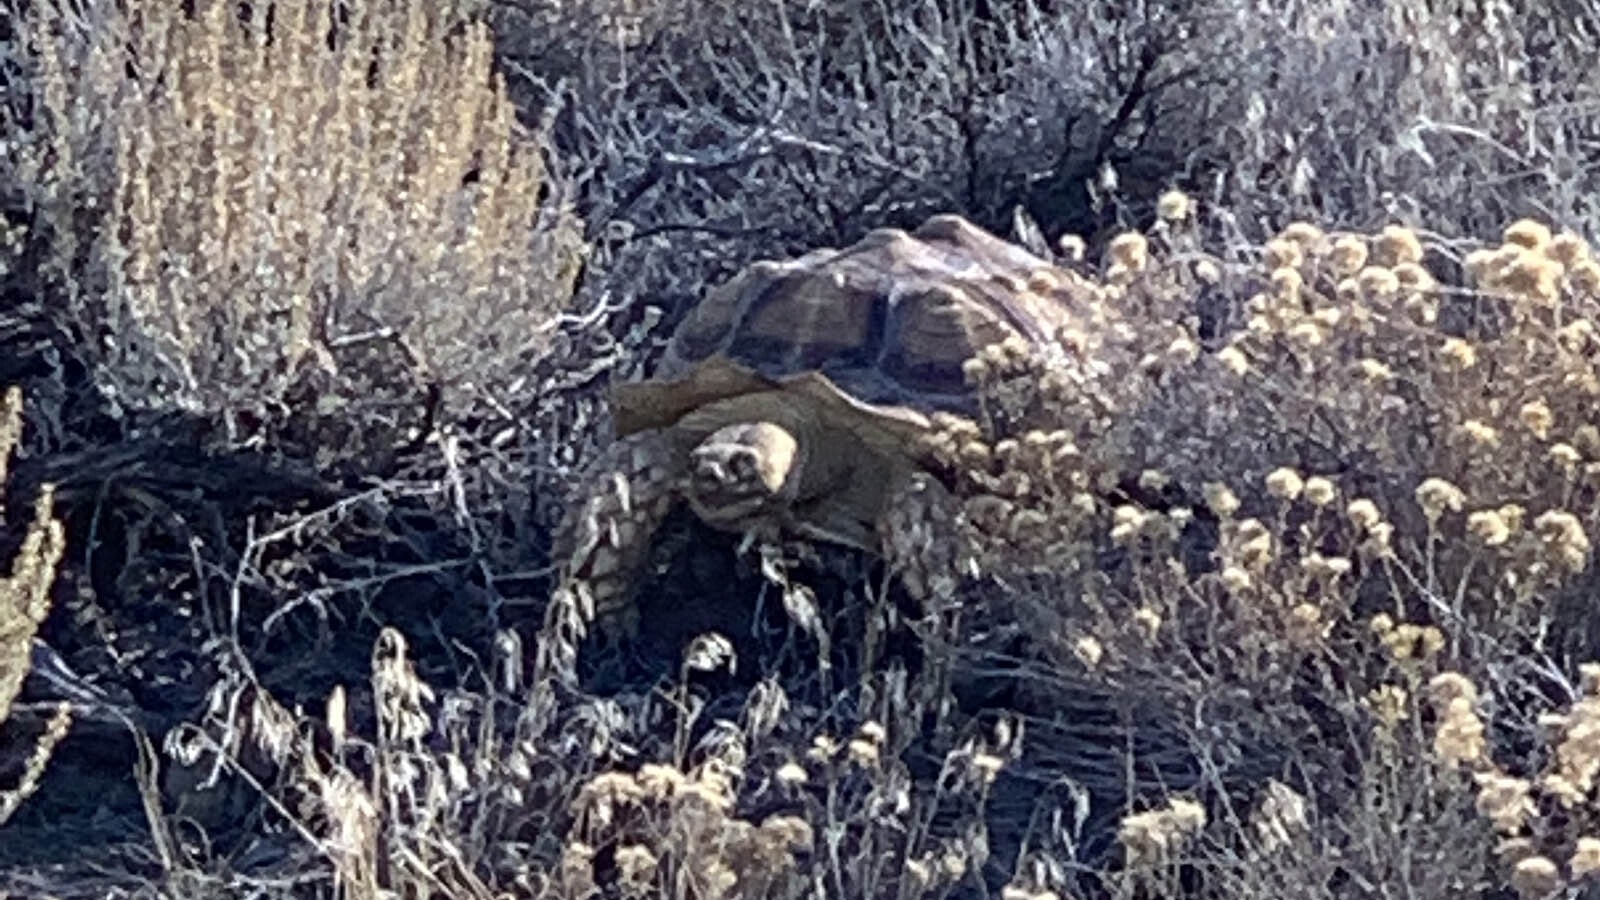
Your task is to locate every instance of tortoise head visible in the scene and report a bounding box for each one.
[684,421,802,531]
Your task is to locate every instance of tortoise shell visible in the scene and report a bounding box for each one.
[611,214,1092,439]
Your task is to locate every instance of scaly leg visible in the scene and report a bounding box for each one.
[549,428,686,641]
[878,471,968,610]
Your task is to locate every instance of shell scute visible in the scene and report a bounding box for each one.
[626,215,1091,429]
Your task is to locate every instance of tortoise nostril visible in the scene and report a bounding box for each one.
[731,452,759,481]
[694,458,726,483]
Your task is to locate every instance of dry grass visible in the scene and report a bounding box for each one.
[0,385,69,826]
[8,0,1600,898]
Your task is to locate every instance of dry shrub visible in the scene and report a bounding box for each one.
[867,201,1600,895]
[0,385,70,826]
[1411,665,1600,897]
[152,619,1038,899]
[566,761,813,900]
[949,207,1600,700]
[1128,215,1600,650]
[159,626,557,898]
[10,0,584,459]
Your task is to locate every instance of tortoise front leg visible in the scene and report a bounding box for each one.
[878,471,968,609]
[549,428,686,642]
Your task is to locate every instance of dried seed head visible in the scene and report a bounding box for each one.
[1551,443,1582,470]
[1501,251,1563,303]
[847,738,880,768]
[1560,320,1598,353]
[1264,239,1304,271]
[1547,230,1591,266]
[1465,248,1500,283]
[1166,334,1200,366]
[1204,482,1241,518]
[993,438,1022,468]
[1415,477,1466,522]
[1353,357,1393,384]
[1510,855,1561,899]
[1535,509,1590,572]
[1220,565,1252,592]
[1347,498,1384,531]
[1168,798,1207,832]
[1571,837,1600,878]
[959,440,992,472]
[1109,232,1149,271]
[1270,266,1303,303]
[1433,697,1487,766]
[1571,259,1600,294]
[1580,662,1600,696]
[1359,521,1395,557]
[615,844,660,885]
[1393,261,1435,290]
[1057,233,1087,263]
[1440,337,1478,370]
[1375,224,1424,266]
[1265,467,1304,501]
[1303,476,1337,507]
[1504,218,1553,251]
[1357,266,1401,300]
[903,859,933,894]
[776,761,809,786]
[1286,602,1326,644]
[932,412,982,443]
[1286,321,1325,349]
[1279,221,1325,248]
[1499,503,1526,533]
[1139,464,1177,486]
[1474,772,1535,834]
[1301,553,1351,580]
[1005,333,1035,362]
[1367,684,1409,727]
[1458,419,1501,448]
[1428,671,1479,708]
[1217,344,1252,376]
[808,735,839,764]
[1157,189,1192,221]
[1073,635,1104,668]
[1132,606,1162,642]
[858,721,886,745]
[1007,508,1051,545]
[761,814,815,852]
[1418,626,1445,658]
[1544,773,1587,809]
[1468,510,1513,546]
[970,752,1005,785]
[1110,504,1148,545]
[1383,624,1423,662]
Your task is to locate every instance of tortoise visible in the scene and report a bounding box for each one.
[551,214,1097,638]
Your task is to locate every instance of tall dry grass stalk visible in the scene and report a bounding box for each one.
[0,385,70,825]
